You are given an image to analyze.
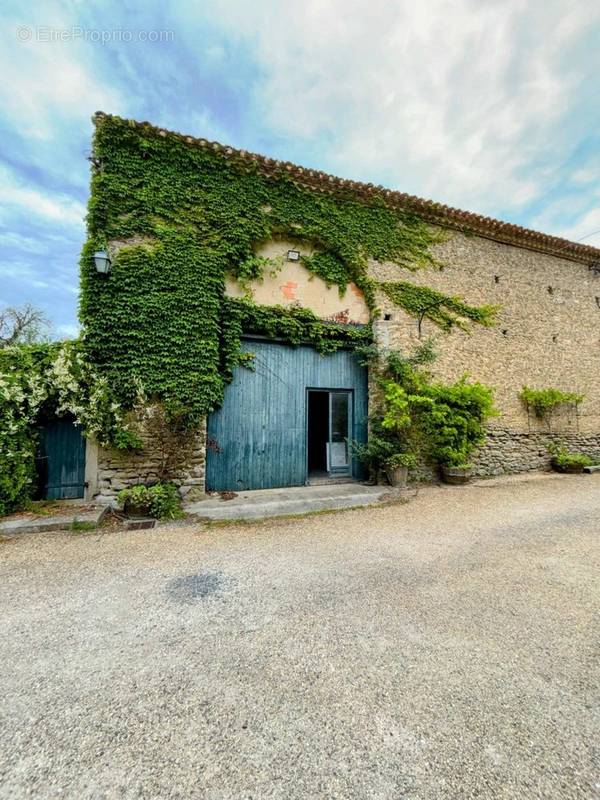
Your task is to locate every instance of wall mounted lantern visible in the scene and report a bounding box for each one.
[93,250,111,274]
[589,261,600,275]
[286,249,300,262]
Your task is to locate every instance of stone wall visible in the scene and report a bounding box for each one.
[369,229,600,433]
[92,227,600,495]
[473,429,600,476]
[95,414,206,504]
[409,429,600,483]
[370,228,600,479]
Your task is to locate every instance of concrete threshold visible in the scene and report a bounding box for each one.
[0,506,108,536]
[185,483,408,520]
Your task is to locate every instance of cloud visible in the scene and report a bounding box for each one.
[0,231,47,254]
[55,322,80,339]
[0,165,86,227]
[0,7,123,143]
[546,208,600,249]
[201,0,600,218]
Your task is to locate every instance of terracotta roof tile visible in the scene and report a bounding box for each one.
[94,112,600,266]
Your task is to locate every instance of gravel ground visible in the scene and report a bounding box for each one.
[1,473,599,799]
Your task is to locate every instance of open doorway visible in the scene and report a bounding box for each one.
[307,390,329,476]
[307,389,352,479]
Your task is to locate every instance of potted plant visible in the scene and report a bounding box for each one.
[418,378,496,486]
[119,484,153,517]
[384,453,417,488]
[548,444,594,474]
[118,482,183,519]
[349,431,397,485]
[439,458,473,485]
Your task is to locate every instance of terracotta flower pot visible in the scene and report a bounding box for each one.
[386,465,408,488]
[441,465,472,485]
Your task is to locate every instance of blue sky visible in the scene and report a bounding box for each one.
[1,1,600,337]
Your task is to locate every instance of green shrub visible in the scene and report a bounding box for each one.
[520,386,583,421]
[349,432,398,482]
[385,453,417,469]
[418,378,497,467]
[118,481,183,520]
[353,342,496,474]
[547,444,594,469]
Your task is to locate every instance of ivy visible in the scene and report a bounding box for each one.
[223,298,372,357]
[0,345,51,515]
[379,281,498,331]
[300,251,353,294]
[520,385,584,425]
[80,114,443,424]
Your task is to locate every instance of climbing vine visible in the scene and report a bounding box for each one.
[519,385,584,429]
[379,281,498,332]
[222,298,372,365]
[81,113,445,426]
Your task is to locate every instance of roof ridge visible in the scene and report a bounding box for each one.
[93,112,600,265]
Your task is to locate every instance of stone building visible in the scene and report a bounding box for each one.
[77,114,600,501]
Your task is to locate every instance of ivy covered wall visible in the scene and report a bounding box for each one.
[80,113,455,425]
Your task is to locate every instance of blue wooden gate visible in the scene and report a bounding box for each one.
[206,339,368,491]
[37,417,86,499]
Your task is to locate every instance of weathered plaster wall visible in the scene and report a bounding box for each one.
[225,239,370,324]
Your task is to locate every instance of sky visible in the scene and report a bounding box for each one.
[1,0,600,338]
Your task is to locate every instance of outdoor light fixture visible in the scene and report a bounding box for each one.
[93,250,111,274]
[286,249,300,262]
[589,261,600,275]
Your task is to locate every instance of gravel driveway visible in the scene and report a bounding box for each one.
[1,473,598,799]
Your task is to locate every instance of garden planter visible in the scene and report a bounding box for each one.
[123,500,153,518]
[441,465,472,485]
[551,460,585,474]
[386,465,408,488]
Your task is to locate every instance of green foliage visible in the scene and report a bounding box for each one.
[0,340,141,516]
[235,255,281,292]
[81,114,442,424]
[222,298,372,364]
[385,452,417,469]
[364,344,496,470]
[349,432,395,474]
[553,451,593,469]
[520,386,584,421]
[70,519,97,532]
[379,281,498,331]
[546,442,594,469]
[0,344,51,515]
[300,251,351,293]
[117,481,183,519]
[417,378,497,467]
[349,424,412,483]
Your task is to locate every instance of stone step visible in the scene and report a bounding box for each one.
[0,506,108,536]
[186,484,395,521]
[583,464,600,473]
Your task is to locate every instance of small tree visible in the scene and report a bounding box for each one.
[0,304,51,347]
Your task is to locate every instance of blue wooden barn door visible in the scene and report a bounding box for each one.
[206,339,368,491]
[38,417,86,499]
